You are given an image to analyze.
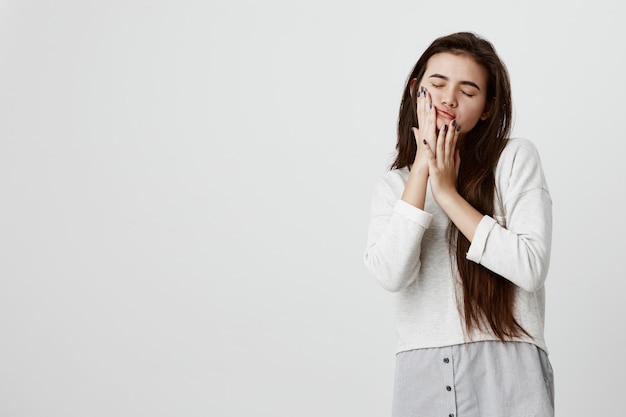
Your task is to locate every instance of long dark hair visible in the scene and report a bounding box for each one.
[392,32,529,341]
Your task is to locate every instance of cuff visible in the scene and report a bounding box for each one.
[466,215,497,263]
[393,199,433,229]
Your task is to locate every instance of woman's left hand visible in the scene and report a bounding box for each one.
[422,121,461,206]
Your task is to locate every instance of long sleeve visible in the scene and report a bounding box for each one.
[362,139,551,353]
[363,172,433,292]
[466,138,553,292]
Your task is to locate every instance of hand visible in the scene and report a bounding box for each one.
[422,120,461,206]
[411,86,437,172]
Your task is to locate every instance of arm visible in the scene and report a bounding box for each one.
[422,120,484,242]
[425,135,552,292]
[363,175,433,292]
[401,160,429,210]
[466,141,552,292]
[364,87,438,292]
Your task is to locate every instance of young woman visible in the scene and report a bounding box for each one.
[364,32,554,416]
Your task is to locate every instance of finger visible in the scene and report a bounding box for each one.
[441,120,460,162]
[443,120,455,161]
[449,122,461,160]
[416,88,426,129]
[418,87,431,116]
[423,139,439,175]
[454,149,461,176]
[420,87,438,152]
[421,138,436,163]
[417,90,426,117]
[436,123,448,161]
[424,88,435,132]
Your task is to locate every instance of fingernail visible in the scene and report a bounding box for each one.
[420,86,424,92]
[451,120,456,126]
[422,139,428,145]
[429,103,432,109]
[456,125,461,132]
[443,124,448,132]
[417,90,420,97]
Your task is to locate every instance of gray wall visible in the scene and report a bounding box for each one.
[1,0,623,415]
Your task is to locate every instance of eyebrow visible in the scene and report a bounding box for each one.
[428,73,481,91]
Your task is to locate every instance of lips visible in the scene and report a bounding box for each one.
[436,108,455,120]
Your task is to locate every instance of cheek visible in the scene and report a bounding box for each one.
[429,90,444,105]
[459,106,485,129]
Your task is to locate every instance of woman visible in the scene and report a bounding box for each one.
[364,32,554,416]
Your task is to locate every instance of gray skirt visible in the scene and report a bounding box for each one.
[392,341,554,417]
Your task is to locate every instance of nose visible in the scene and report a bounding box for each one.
[442,88,457,108]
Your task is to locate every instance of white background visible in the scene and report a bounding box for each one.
[1,0,624,416]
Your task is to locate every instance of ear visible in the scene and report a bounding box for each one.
[480,97,495,120]
[408,78,418,98]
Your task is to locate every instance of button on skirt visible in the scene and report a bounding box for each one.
[392,341,554,417]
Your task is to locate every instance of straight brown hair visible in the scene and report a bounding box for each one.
[392,32,529,341]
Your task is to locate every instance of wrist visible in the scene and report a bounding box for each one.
[436,189,461,210]
[410,162,429,178]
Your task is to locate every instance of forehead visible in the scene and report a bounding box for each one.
[424,52,488,87]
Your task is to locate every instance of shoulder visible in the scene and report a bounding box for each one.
[374,167,410,195]
[499,137,542,163]
[496,137,550,197]
[368,167,409,209]
[497,137,545,173]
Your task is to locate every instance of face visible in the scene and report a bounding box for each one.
[417,52,491,136]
